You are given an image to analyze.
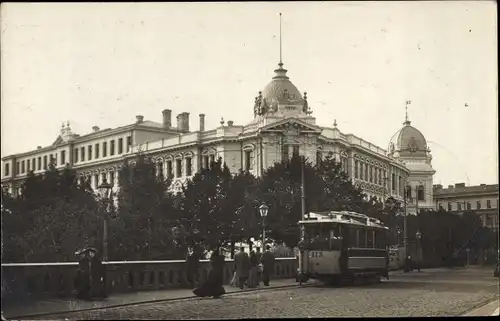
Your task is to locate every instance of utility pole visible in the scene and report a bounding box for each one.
[403,185,409,259]
[301,155,307,221]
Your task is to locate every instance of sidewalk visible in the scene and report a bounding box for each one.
[2,278,301,319]
[463,298,500,316]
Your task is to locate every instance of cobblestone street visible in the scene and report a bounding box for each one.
[27,267,499,319]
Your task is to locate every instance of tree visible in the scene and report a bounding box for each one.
[174,157,234,254]
[114,154,176,260]
[1,164,102,263]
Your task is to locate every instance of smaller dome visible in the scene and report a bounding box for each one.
[388,120,428,156]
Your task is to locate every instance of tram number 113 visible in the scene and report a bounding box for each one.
[310,251,323,258]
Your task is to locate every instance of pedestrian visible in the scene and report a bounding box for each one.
[75,249,91,300]
[248,250,259,288]
[89,250,107,299]
[260,245,275,286]
[255,248,262,285]
[185,246,200,288]
[234,247,250,289]
[193,248,226,299]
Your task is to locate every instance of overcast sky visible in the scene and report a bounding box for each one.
[1,1,497,187]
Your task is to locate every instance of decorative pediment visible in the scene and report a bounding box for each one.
[260,118,321,134]
[52,135,64,146]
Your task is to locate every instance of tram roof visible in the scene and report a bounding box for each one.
[298,211,388,230]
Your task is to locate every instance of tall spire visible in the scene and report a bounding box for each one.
[279,12,283,65]
[273,13,288,79]
[404,100,411,125]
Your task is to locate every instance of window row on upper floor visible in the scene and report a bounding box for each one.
[439,199,499,211]
[74,136,132,164]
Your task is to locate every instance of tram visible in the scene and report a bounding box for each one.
[296,211,390,285]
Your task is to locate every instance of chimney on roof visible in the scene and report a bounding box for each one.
[162,109,172,128]
[448,185,454,189]
[176,112,190,132]
[136,115,144,123]
[199,114,205,132]
[37,146,41,150]
[227,120,234,127]
[455,183,466,188]
[434,184,443,190]
[92,126,100,133]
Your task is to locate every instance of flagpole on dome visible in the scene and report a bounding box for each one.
[279,12,283,66]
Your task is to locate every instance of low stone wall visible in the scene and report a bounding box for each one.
[1,258,297,301]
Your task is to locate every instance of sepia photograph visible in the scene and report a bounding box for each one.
[1,1,498,319]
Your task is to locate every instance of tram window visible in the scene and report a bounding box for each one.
[367,230,374,248]
[359,229,367,248]
[375,230,386,249]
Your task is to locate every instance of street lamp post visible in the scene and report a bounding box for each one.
[98,178,113,262]
[416,230,422,272]
[259,204,269,249]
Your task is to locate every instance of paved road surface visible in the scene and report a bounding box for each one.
[27,267,499,319]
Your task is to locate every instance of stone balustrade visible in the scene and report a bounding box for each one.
[1,258,297,302]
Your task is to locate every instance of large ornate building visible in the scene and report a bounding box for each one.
[1,60,434,208]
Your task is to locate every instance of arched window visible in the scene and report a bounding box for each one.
[316,151,322,166]
[406,186,412,199]
[354,160,359,178]
[417,185,425,201]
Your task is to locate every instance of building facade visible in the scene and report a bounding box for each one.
[2,61,433,207]
[434,183,499,231]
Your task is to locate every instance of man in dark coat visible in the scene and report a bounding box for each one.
[260,246,276,286]
[75,250,91,299]
[90,251,107,299]
[234,247,250,289]
[185,246,200,288]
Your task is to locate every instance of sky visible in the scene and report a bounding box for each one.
[1,1,498,187]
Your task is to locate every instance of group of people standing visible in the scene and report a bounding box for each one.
[75,248,107,300]
[186,245,276,299]
[232,245,276,289]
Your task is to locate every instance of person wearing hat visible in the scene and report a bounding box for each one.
[260,245,276,286]
[75,249,91,300]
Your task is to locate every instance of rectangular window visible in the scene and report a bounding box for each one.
[61,150,66,165]
[110,171,115,187]
[32,158,35,170]
[38,157,41,170]
[81,147,85,161]
[110,140,115,156]
[21,160,25,173]
[4,163,9,176]
[209,155,215,167]
[88,145,92,160]
[157,162,163,178]
[95,144,100,159]
[466,202,471,210]
[448,202,452,211]
[186,158,192,176]
[354,160,359,178]
[74,149,78,163]
[487,200,491,209]
[369,166,373,183]
[203,155,209,169]
[103,142,107,157]
[457,202,462,211]
[167,160,173,178]
[476,201,481,209]
[391,173,396,191]
[43,156,47,169]
[27,160,30,172]
[317,151,322,166]
[118,138,123,154]
[16,161,19,174]
[126,136,132,152]
[101,173,106,184]
[94,174,99,189]
[176,159,182,177]
[360,163,364,180]
[282,145,289,161]
[245,150,253,171]
[292,146,300,157]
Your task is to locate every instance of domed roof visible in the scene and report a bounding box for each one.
[388,119,428,156]
[262,63,303,104]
